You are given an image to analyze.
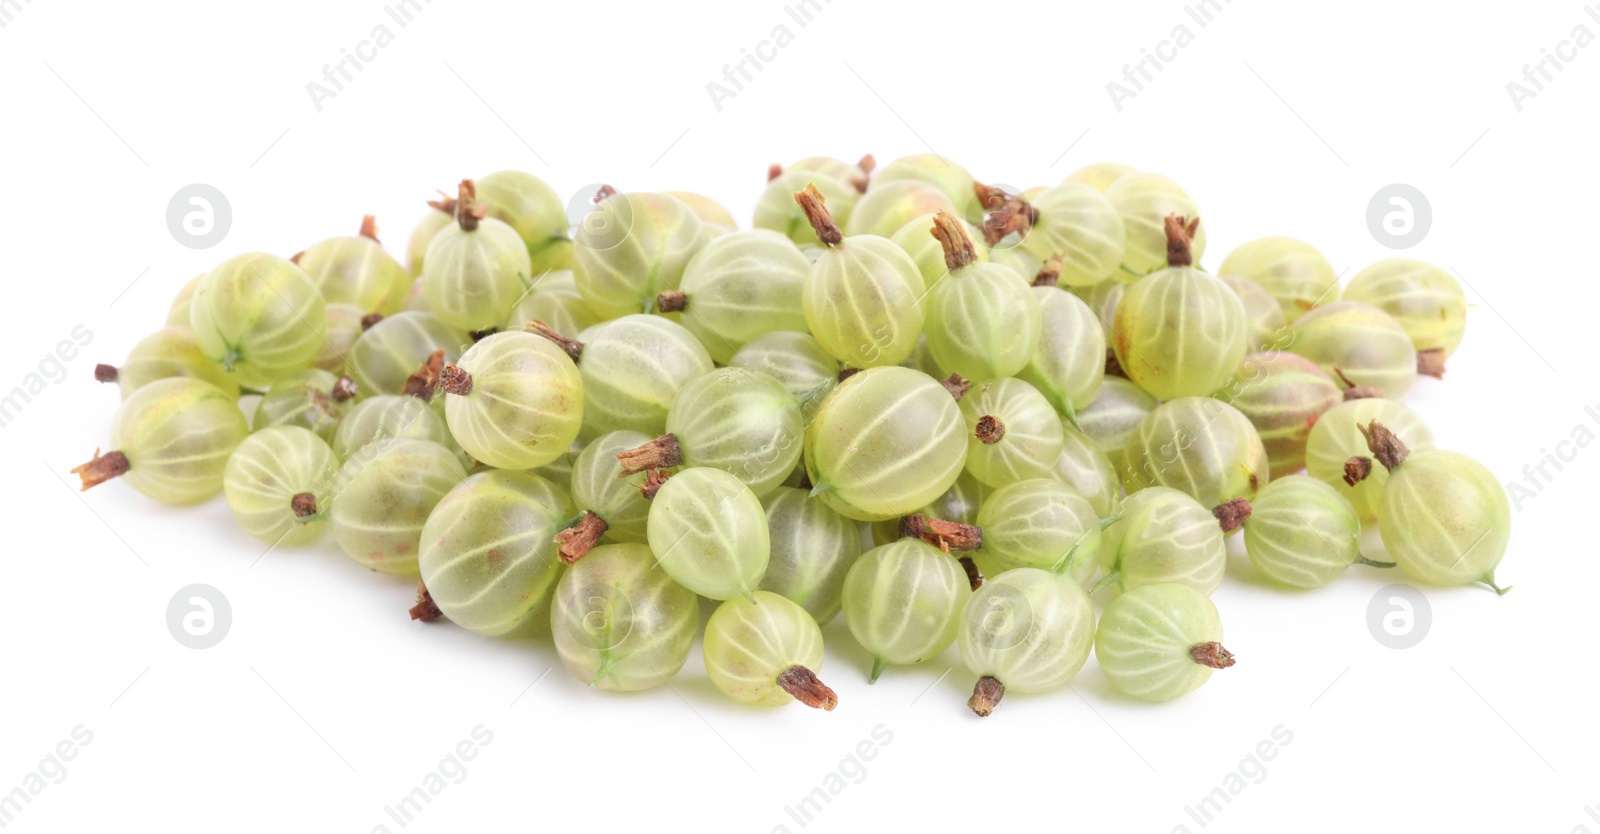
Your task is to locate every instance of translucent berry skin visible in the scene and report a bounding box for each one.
[579,314,713,440]
[1218,237,1340,322]
[166,274,203,327]
[666,367,803,498]
[788,155,870,185]
[331,395,450,461]
[107,378,248,504]
[758,487,863,624]
[109,327,240,400]
[1244,475,1364,588]
[845,181,958,238]
[442,331,583,470]
[1220,274,1291,353]
[570,431,654,543]
[675,230,811,363]
[1122,397,1269,509]
[1018,184,1126,287]
[1017,287,1106,418]
[1100,487,1226,596]
[1095,583,1226,702]
[647,468,770,600]
[704,592,827,707]
[842,539,971,680]
[802,233,926,369]
[959,568,1096,696]
[1075,377,1158,469]
[1052,422,1124,518]
[500,271,603,338]
[190,252,326,389]
[975,479,1103,586]
[1062,162,1136,193]
[870,154,976,219]
[475,170,572,274]
[803,367,965,522]
[1105,173,1206,281]
[755,172,859,247]
[1114,264,1248,401]
[348,312,467,398]
[1288,301,1418,399]
[295,233,410,315]
[728,332,839,400]
[926,260,1042,383]
[405,208,454,279]
[422,214,532,333]
[418,470,566,636]
[1215,352,1341,475]
[222,426,338,547]
[253,369,346,442]
[1343,258,1467,359]
[891,213,989,288]
[1305,399,1435,520]
[311,303,367,376]
[551,543,697,692]
[1377,451,1510,590]
[573,192,706,318]
[960,378,1064,487]
[665,191,738,237]
[330,438,466,576]
[1071,280,1125,350]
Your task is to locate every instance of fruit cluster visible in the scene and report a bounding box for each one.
[77,156,1509,716]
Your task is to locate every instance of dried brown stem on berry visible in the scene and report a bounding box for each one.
[851,154,876,193]
[438,364,473,396]
[1343,457,1373,486]
[941,373,971,401]
[359,214,380,242]
[1105,349,1126,379]
[70,449,129,491]
[402,349,446,401]
[1333,365,1383,400]
[638,468,673,500]
[976,415,1005,445]
[973,182,1037,246]
[1359,420,1410,471]
[360,312,385,331]
[468,328,497,342]
[523,320,584,363]
[291,492,319,518]
[289,251,304,264]
[1190,642,1236,669]
[455,180,488,232]
[426,190,457,215]
[409,581,443,622]
[1164,214,1200,267]
[929,211,978,272]
[1417,349,1447,379]
[767,163,783,182]
[900,513,983,553]
[1212,498,1253,533]
[594,184,618,202]
[777,665,837,711]
[616,434,682,477]
[1034,253,1064,287]
[555,511,609,565]
[837,368,860,382]
[959,556,985,592]
[332,375,358,402]
[656,290,688,313]
[94,364,118,383]
[968,675,1005,717]
[794,184,843,247]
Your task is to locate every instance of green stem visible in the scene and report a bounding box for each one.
[292,510,328,524]
[1353,554,1396,569]
[1099,513,1123,530]
[1090,570,1121,595]
[1478,572,1513,596]
[868,657,887,684]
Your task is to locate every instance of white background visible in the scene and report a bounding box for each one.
[2,1,1596,831]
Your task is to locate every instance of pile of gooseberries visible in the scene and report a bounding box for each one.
[76,158,1506,718]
